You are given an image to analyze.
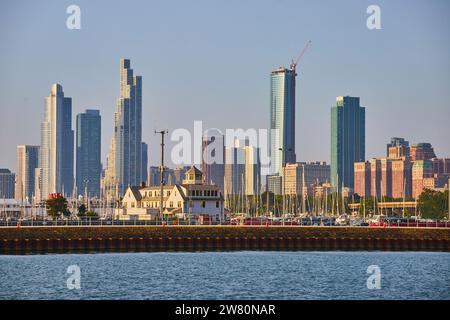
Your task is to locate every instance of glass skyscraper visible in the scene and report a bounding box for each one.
[202,131,225,192]
[331,96,365,191]
[104,59,143,197]
[270,67,297,176]
[39,84,74,199]
[76,109,101,197]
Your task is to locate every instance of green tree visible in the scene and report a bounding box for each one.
[417,189,449,220]
[86,211,98,219]
[45,196,68,220]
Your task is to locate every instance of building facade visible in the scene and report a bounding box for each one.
[15,145,39,201]
[201,133,225,191]
[244,144,261,196]
[224,141,246,197]
[267,174,282,195]
[283,162,330,196]
[355,157,412,199]
[410,143,436,161]
[0,169,15,199]
[270,67,297,176]
[76,109,101,197]
[387,137,409,158]
[38,84,74,199]
[331,96,365,191]
[121,166,224,221]
[412,160,433,198]
[390,157,412,199]
[103,58,143,198]
[354,161,371,197]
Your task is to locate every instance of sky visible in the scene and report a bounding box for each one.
[0,0,449,171]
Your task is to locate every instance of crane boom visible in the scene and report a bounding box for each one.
[290,40,312,70]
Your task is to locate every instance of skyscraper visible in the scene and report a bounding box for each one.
[202,132,225,191]
[104,59,143,197]
[76,109,101,197]
[410,143,436,161]
[224,139,261,197]
[283,162,330,196]
[15,145,39,201]
[331,96,365,191]
[224,140,246,198]
[270,67,297,176]
[354,161,371,197]
[0,169,15,199]
[244,143,261,196]
[387,137,409,158]
[38,84,74,199]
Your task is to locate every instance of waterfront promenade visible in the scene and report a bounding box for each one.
[1,226,449,254]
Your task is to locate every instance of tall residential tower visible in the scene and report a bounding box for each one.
[270,67,297,176]
[104,59,143,197]
[331,96,365,191]
[15,145,40,201]
[38,84,74,199]
[76,109,101,197]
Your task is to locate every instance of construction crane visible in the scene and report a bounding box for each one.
[289,40,312,71]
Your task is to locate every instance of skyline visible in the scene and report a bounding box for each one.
[1,0,450,172]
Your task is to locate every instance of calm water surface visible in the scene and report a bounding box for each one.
[0,251,449,300]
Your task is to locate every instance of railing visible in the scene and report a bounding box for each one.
[0,219,449,228]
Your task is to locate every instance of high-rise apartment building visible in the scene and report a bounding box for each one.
[355,157,412,199]
[354,161,371,197]
[331,96,365,191]
[0,169,15,199]
[201,133,225,191]
[410,143,436,161]
[412,160,433,198]
[38,84,74,199]
[270,67,297,176]
[76,109,101,197]
[104,59,143,197]
[15,145,39,201]
[244,144,261,196]
[224,140,246,197]
[283,162,330,196]
[387,137,409,158]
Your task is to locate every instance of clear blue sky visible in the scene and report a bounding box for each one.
[1,0,449,170]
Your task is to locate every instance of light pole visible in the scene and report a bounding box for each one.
[155,130,168,224]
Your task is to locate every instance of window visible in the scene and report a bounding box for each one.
[170,201,173,208]
[177,201,181,208]
[202,201,206,208]
[216,202,219,208]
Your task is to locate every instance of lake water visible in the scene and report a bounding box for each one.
[0,251,449,300]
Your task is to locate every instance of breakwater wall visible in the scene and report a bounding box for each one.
[0,226,449,254]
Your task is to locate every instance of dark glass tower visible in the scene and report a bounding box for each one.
[331,96,365,191]
[76,109,101,197]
